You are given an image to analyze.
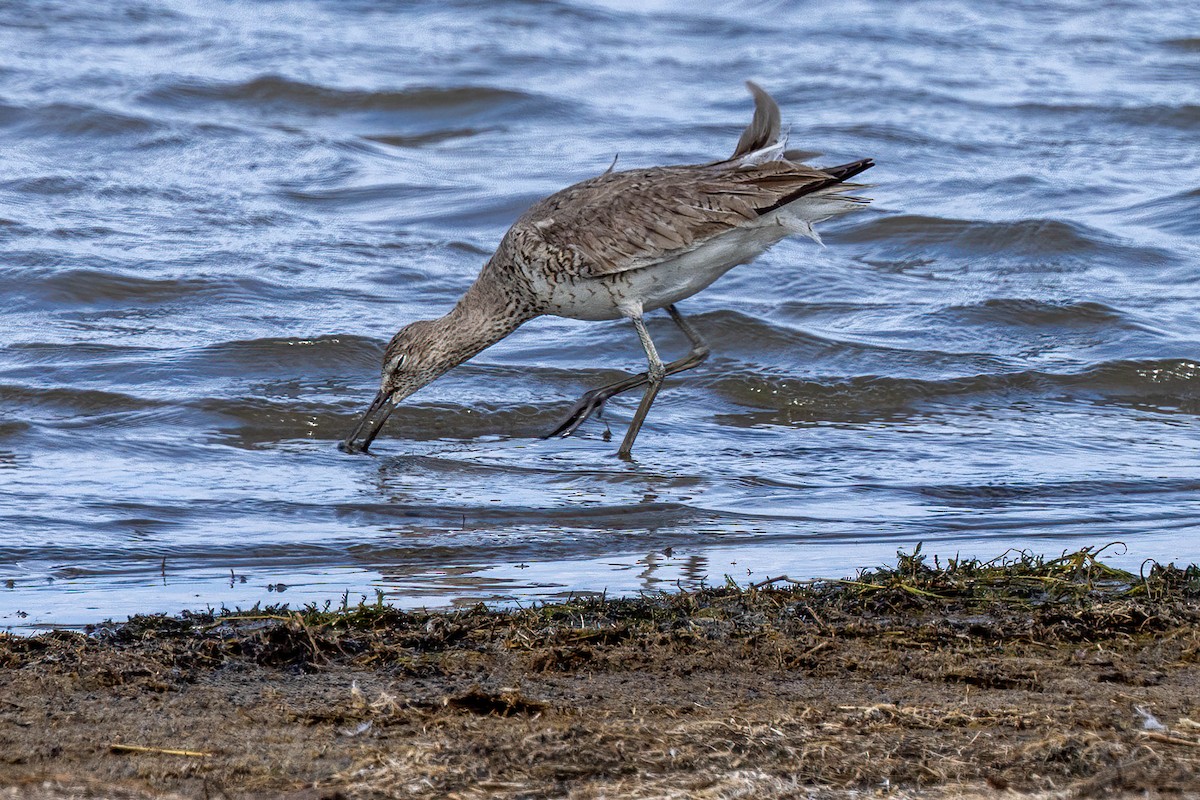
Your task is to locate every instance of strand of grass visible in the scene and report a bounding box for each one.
[896,583,946,599]
[748,576,805,590]
[292,611,329,664]
[1143,732,1200,749]
[200,614,295,630]
[110,743,212,757]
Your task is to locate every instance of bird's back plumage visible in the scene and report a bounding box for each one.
[500,82,872,288]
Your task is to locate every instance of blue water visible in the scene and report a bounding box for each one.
[2,0,1199,629]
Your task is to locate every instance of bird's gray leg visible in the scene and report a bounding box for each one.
[618,314,666,457]
[666,304,709,357]
[544,305,709,439]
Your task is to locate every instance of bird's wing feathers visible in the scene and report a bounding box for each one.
[509,82,872,280]
[521,161,847,278]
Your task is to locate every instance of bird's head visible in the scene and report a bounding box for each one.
[340,320,446,453]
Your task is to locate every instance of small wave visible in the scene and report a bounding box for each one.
[934,299,1147,330]
[0,174,90,196]
[711,371,1038,419]
[1075,359,1200,398]
[187,335,383,375]
[684,309,1005,373]
[1097,103,1199,130]
[185,370,628,447]
[1121,186,1200,237]
[0,422,30,440]
[194,397,345,448]
[841,214,1168,265]
[0,217,28,236]
[681,309,833,353]
[142,76,538,116]
[0,99,25,127]
[1162,37,1200,51]
[335,500,700,529]
[970,99,1200,131]
[3,341,160,366]
[4,101,161,138]
[8,269,329,308]
[808,120,965,149]
[364,128,490,148]
[0,384,161,416]
[199,396,550,449]
[710,357,1200,419]
[918,477,1200,503]
[21,269,221,305]
[0,3,186,27]
[396,188,550,231]
[44,225,123,241]
[846,215,1100,253]
[281,182,457,206]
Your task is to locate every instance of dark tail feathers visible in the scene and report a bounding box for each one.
[821,158,874,182]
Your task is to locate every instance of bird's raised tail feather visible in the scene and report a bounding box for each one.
[731,81,783,164]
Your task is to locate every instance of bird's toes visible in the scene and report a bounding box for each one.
[543,407,586,439]
[544,395,607,439]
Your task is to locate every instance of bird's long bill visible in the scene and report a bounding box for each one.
[339,390,395,454]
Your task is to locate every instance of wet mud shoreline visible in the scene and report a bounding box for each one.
[2,550,1199,799]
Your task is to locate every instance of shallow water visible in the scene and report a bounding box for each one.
[2,0,1199,629]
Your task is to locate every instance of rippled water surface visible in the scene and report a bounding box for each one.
[3,0,1199,628]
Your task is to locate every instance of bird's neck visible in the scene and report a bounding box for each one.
[429,269,537,372]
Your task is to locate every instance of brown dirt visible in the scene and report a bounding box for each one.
[2,549,1200,799]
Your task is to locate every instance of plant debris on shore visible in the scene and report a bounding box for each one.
[3,546,1200,799]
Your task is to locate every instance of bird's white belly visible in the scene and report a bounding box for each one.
[541,223,790,321]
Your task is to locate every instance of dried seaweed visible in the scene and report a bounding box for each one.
[3,547,1199,799]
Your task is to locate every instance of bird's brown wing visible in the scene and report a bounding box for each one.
[518,159,868,279]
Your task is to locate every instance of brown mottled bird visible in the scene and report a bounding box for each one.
[342,82,873,457]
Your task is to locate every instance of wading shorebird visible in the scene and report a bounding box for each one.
[342,82,873,457]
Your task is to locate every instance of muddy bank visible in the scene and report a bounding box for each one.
[2,549,1199,799]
